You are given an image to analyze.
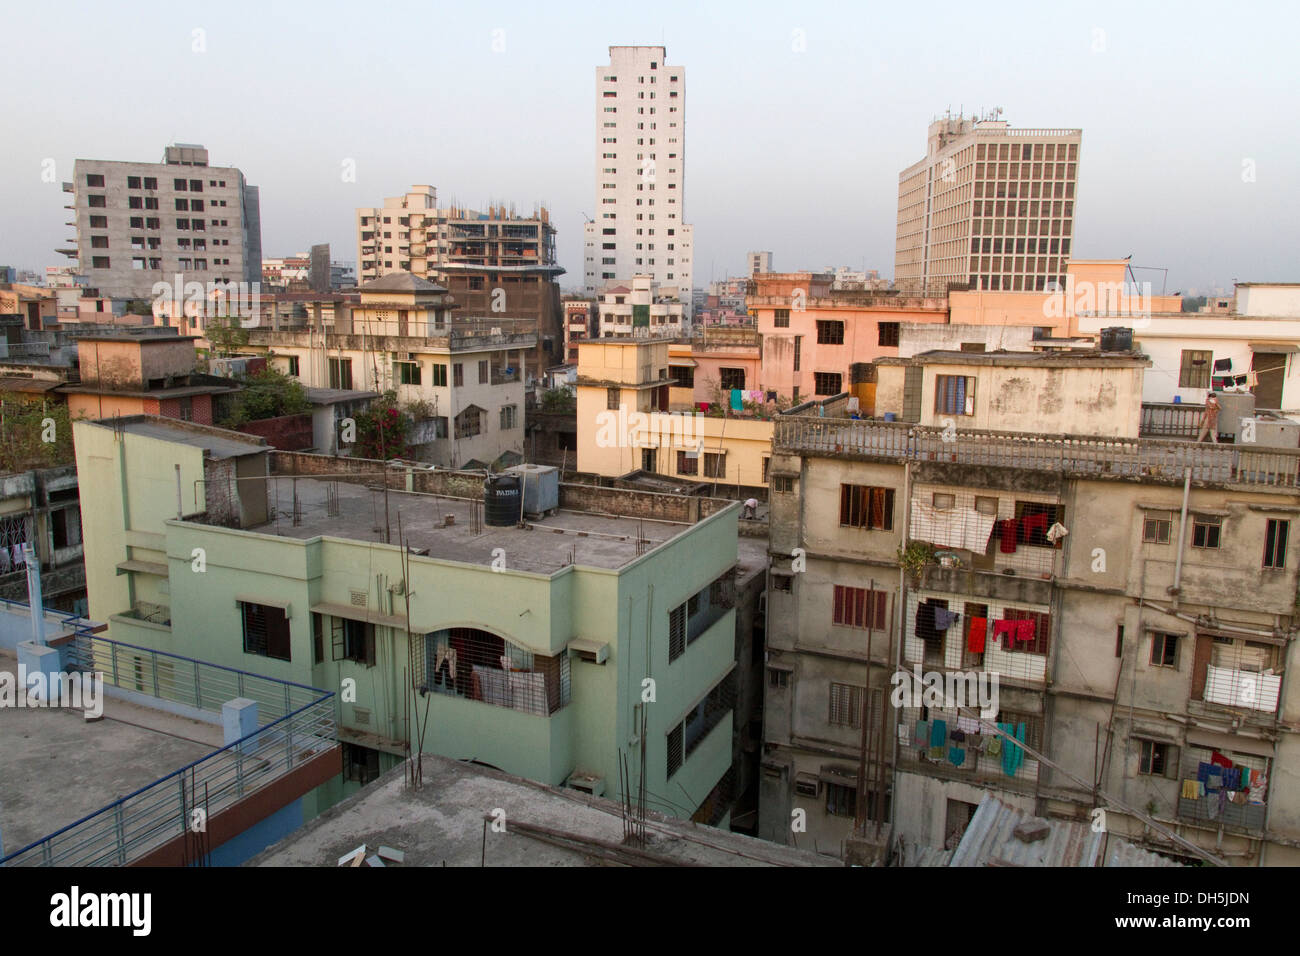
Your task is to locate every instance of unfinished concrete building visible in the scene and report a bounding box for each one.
[760,347,1300,866]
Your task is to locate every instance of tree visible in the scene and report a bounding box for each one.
[353,391,411,460]
[0,400,76,472]
[206,313,249,357]
[221,367,310,426]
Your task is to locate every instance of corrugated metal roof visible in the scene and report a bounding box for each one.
[941,794,1183,867]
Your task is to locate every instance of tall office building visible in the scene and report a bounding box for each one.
[62,144,261,300]
[894,114,1081,293]
[583,46,693,310]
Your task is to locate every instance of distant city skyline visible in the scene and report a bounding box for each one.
[2,0,1297,296]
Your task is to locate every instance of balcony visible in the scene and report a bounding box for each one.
[774,417,1300,490]
[0,633,336,866]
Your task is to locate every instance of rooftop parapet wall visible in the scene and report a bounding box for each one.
[773,416,1300,491]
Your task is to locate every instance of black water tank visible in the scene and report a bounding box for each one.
[483,475,521,526]
[1100,326,1133,352]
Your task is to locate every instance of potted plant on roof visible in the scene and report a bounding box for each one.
[898,540,935,589]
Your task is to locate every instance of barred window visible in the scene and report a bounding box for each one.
[423,627,569,716]
[816,320,844,344]
[829,682,864,728]
[840,484,893,530]
[935,375,975,416]
[241,602,291,662]
[832,585,887,630]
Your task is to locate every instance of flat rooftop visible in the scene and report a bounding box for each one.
[249,753,834,867]
[89,415,267,460]
[248,477,731,575]
[0,646,220,858]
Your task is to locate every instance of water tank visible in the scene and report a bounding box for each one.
[483,475,522,526]
[504,463,560,517]
[1100,326,1133,352]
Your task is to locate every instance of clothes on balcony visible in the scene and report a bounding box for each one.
[1249,772,1268,804]
[909,500,995,552]
[992,619,1014,642]
[930,719,948,747]
[1210,750,1233,769]
[957,715,981,734]
[1181,779,1203,799]
[1021,512,1049,542]
[934,608,959,631]
[1045,522,1069,544]
[985,734,1001,757]
[967,616,988,653]
[948,747,966,767]
[1213,358,1233,372]
[729,388,743,411]
[915,601,942,645]
[1001,722,1026,777]
[928,745,945,759]
[996,519,1019,553]
[914,720,931,748]
[951,729,966,742]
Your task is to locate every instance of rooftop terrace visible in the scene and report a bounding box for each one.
[243,475,739,575]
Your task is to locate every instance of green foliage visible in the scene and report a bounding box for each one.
[540,387,574,412]
[898,540,936,584]
[354,391,411,460]
[221,367,310,426]
[0,400,76,472]
[206,314,250,357]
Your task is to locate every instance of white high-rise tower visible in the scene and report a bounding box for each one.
[583,46,693,312]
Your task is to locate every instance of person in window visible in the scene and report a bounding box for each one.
[1195,393,1221,443]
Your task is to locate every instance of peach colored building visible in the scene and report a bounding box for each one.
[60,334,235,424]
[746,272,948,405]
[0,284,58,331]
[668,326,762,411]
[949,259,1182,338]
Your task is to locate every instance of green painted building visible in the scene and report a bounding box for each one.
[73,416,742,821]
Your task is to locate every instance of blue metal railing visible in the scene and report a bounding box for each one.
[0,633,335,867]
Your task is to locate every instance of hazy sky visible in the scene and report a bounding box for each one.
[2,0,1296,295]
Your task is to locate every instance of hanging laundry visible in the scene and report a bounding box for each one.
[967,616,988,653]
[997,518,1019,553]
[1196,761,1212,784]
[1002,722,1026,777]
[992,619,1014,643]
[1013,619,1036,643]
[1021,512,1049,542]
[1247,370,1259,387]
[729,388,744,411]
[956,715,980,735]
[934,608,960,631]
[948,747,967,768]
[747,389,764,403]
[1045,522,1069,544]
[1213,358,1233,372]
[1210,750,1233,769]
[928,745,945,759]
[930,719,948,748]
[985,735,1002,757]
[951,729,966,742]
[914,720,931,749]
[1181,779,1201,800]
[697,402,710,413]
[915,602,942,645]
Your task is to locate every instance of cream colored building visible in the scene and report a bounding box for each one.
[575,339,772,490]
[895,114,1081,294]
[245,273,534,469]
[761,349,1300,865]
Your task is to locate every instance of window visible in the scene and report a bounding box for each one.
[773,475,794,494]
[431,363,447,387]
[1263,519,1289,570]
[793,336,801,372]
[90,235,109,248]
[1149,631,1180,668]
[328,357,353,390]
[667,673,734,778]
[676,450,698,475]
[1002,608,1051,655]
[669,605,687,662]
[774,309,790,328]
[500,405,517,430]
[607,387,621,410]
[771,573,793,592]
[478,360,489,384]
[90,215,107,228]
[1013,501,1063,548]
[1192,514,1221,549]
[814,372,842,395]
[396,361,421,385]
[840,484,893,531]
[1143,512,1172,545]
[1179,350,1212,389]
[935,375,975,416]
[342,742,381,785]
[719,367,745,391]
[829,683,865,728]
[825,782,857,817]
[768,668,790,688]
[674,365,694,389]
[143,176,157,189]
[286,356,300,377]
[91,256,110,269]
[455,407,483,439]
[816,320,845,344]
[878,322,900,347]
[832,586,887,630]
[703,452,726,479]
[87,195,106,208]
[331,616,376,666]
[241,602,291,662]
[174,178,187,190]
[85,173,104,187]
[1138,739,1176,777]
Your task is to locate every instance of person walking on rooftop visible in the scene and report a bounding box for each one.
[1195,393,1221,443]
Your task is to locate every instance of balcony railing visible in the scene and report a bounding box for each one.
[773,417,1300,489]
[0,634,335,867]
[0,342,51,361]
[1141,402,1204,439]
